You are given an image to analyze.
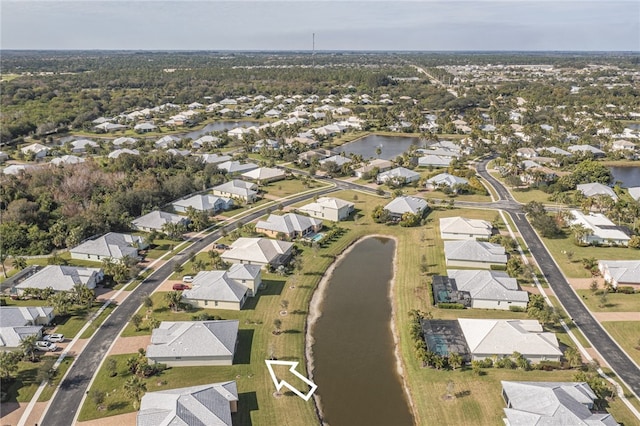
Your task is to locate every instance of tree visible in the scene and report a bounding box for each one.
[165,291,182,312]
[147,316,160,331]
[564,347,582,368]
[123,376,147,410]
[273,319,282,334]
[11,256,27,271]
[506,256,523,277]
[143,296,154,311]
[0,351,22,379]
[371,205,390,224]
[72,283,95,309]
[20,334,39,362]
[628,235,640,249]
[105,358,118,377]
[598,291,608,308]
[280,300,289,311]
[589,279,599,293]
[448,352,463,370]
[131,314,143,331]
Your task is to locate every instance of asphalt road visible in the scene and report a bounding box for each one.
[41,184,339,426]
[476,159,640,398]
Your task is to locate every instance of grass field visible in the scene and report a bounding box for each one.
[577,290,640,313]
[602,322,640,366]
[487,170,554,204]
[1,355,70,403]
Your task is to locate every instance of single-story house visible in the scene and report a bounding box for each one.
[353,159,393,179]
[221,238,294,269]
[0,306,55,327]
[567,144,605,157]
[70,139,99,153]
[425,173,469,191]
[241,167,286,184]
[516,147,538,158]
[146,320,239,367]
[21,143,49,159]
[458,318,562,363]
[501,381,618,426]
[137,381,238,426]
[193,135,221,148]
[319,155,352,167]
[50,155,85,166]
[217,161,259,175]
[577,183,618,201]
[172,194,233,214]
[134,122,157,133]
[182,264,261,310]
[418,154,452,168]
[598,260,640,289]
[200,153,233,164]
[14,265,103,294]
[296,197,354,222]
[377,167,421,185]
[108,149,140,159]
[384,196,428,220]
[255,213,323,240]
[629,187,640,202]
[131,210,190,232]
[440,217,493,240]
[569,210,630,246]
[112,137,138,146]
[611,139,636,152]
[212,180,259,204]
[0,326,43,349]
[447,270,529,310]
[444,240,508,269]
[70,232,148,261]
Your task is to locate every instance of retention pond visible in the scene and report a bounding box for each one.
[307,236,414,426]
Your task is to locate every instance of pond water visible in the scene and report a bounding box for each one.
[610,166,640,188]
[336,134,426,160]
[309,237,414,426]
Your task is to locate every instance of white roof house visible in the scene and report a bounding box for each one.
[212,180,258,203]
[14,265,103,294]
[172,194,233,214]
[426,173,469,190]
[221,238,293,269]
[353,159,394,178]
[182,271,249,311]
[21,143,50,158]
[0,306,55,327]
[70,232,147,261]
[577,183,618,201]
[319,155,352,167]
[0,326,43,348]
[3,164,32,175]
[297,197,354,222]
[376,167,421,185]
[629,187,640,201]
[567,144,605,156]
[70,139,99,153]
[611,139,636,151]
[155,135,180,149]
[217,161,259,174]
[112,137,138,146]
[50,155,85,166]
[241,167,286,183]
[200,154,233,164]
[137,381,238,426]
[256,213,323,239]
[458,319,562,363]
[598,260,640,289]
[501,381,618,426]
[418,154,453,168]
[444,240,507,269]
[440,217,493,240]
[384,196,428,219]
[146,320,239,367]
[569,210,630,246]
[447,270,529,310]
[131,210,189,232]
[134,122,157,132]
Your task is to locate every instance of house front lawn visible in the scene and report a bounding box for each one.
[601,322,640,365]
[2,356,56,403]
[576,290,640,313]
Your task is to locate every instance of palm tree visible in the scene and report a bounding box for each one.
[12,257,27,271]
[123,376,147,410]
[72,284,95,309]
[48,291,72,316]
[165,291,182,312]
[20,334,39,362]
[448,352,463,370]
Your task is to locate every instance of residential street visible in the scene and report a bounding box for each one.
[476,159,640,398]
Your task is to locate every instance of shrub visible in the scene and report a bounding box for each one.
[616,286,636,294]
[437,303,465,310]
[509,305,525,312]
[489,264,507,271]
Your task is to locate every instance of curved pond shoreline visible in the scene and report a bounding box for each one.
[304,235,416,425]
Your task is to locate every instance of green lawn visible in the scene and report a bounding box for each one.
[259,177,330,198]
[602,322,640,366]
[2,356,56,403]
[577,290,640,313]
[38,356,74,401]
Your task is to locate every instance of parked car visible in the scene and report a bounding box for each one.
[215,244,230,250]
[35,341,58,351]
[182,276,194,283]
[43,333,64,343]
[173,283,190,291]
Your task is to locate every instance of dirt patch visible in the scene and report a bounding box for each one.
[569,277,603,290]
[109,335,152,356]
[592,312,640,322]
[76,411,138,426]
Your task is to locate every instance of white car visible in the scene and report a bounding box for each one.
[35,341,58,351]
[182,276,194,283]
[43,333,64,343]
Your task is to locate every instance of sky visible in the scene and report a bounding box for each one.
[1,1,639,51]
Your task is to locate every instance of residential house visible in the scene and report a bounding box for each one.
[611,139,636,152]
[446,270,529,310]
[70,232,147,261]
[501,381,619,426]
[0,306,55,326]
[426,173,469,191]
[112,137,138,146]
[182,264,262,310]
[297,197,354,222]
[200,153,233,165]
[131,210,189,232]
[172,194,233,214]
[95,122,126,132]
[418,154,453,168]
[440,217,493,240]
[377,167,421,185]
[0,151,9,163]
[598,260,640,289]
[137,381,238,426]
[319,155,352,168]
[134,122,157,133]
[2,164,31,175]
[569,210,630,246]
[108,148,140,159]
[212,180,259,204]
[628,187,640,202]
[21,143,50,159]
[217,161,259,175]
[444,240,508,269]
[146,320,239,367]
[193,135,220,148]
[458,318,562,363]
[50,155,85,166]
[256,213,322,240]
[0,326,43,349]
[155,135,180,149]
[538,146,572,157]
[353,159,393,179]
[384,196,428,220]
[567,144,605,157]
[241,167,286,184]
[221,238,293,269]
[70,139,98,153]
[516,148,538,158]
[577,183,618,201]
[14,265,103,294]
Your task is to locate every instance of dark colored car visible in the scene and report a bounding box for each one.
[172,283,190,291]
[215,244,230,250]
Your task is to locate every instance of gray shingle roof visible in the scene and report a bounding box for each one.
[256,213,322,235]
[444,240,507,264]
[132,210,187,230]
[71,232,144,260]
[15,265,102,292]
[384,196,428,216]
[447,270,529,303]
[0,326,42,347]
[0,306,54,327]
[182,271,248,303]
[147,320,238,359]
